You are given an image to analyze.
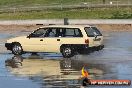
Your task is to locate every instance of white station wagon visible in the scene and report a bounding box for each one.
[5,25,104,58]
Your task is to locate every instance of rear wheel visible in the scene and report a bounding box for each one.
[97,45,104,51]
[12,43,23,55]
[62,46,74,58]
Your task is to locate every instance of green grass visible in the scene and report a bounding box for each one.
[0,0,132,19]
[0,0,132,7]
[0,0,104,6]
[0,8,132,19]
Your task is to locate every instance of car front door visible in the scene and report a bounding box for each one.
[23,28,47,52]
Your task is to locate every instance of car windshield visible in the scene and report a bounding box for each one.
[84,27,102,37]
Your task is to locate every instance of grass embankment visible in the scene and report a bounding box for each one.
[0,0,132,19]
[0,8,132,19]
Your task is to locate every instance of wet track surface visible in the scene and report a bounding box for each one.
[0,31,132,88]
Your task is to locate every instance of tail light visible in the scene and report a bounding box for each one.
[85,39,89,44]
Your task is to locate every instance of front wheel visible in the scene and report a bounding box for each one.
[12,43,23,55]
[62,46,74,58]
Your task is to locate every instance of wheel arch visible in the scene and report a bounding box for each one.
[12,42,22,46]
[60,44,70,53]
[11,42,23,50]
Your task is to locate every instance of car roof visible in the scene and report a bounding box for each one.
[39,25,94,29]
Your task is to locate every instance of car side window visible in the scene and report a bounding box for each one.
[74,29,83,37]
[64,28,83,37]
[55,28,64,37]
[29,28,47,38]
[44,28,57,37]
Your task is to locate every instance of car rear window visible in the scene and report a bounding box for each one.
[84,27,102,37]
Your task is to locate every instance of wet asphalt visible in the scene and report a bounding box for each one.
[0,31,132,88]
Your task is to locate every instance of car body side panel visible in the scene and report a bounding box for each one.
[7,36,46,52]
[44,37,86,53]
[60,37,85,44]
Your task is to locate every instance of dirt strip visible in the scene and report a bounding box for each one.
[0,24,132,32]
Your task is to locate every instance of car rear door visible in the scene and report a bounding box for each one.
[43,28,61,52]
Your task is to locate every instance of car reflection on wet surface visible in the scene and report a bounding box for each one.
[1,31,132,88]
[5,55,107,88]
[5,55,23,68]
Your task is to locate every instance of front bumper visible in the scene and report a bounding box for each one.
[5,43,12,50]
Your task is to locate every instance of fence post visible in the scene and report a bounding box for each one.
[64,18,69,25]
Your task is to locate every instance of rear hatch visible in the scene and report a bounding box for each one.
[84,27,103,47]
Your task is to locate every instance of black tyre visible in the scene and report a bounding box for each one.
[12,43,23,55]
[62,46,74,58]
[97,45,104,51]
[101,45,104,50]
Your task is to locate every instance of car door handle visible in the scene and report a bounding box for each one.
[40,39,43,41]
[57,39,60,41]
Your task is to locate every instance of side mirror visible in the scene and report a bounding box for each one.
[27,34,31,39]
[27,33,37,38]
